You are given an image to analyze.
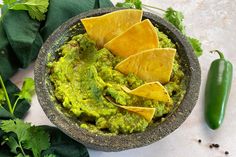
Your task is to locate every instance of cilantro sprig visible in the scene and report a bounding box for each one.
[0,119,51,157]
[116,0,203,57]
[164,8,185,34]
[164,8,203,57]
[0,75,35,116]
[0,0,49,21]
[116,0,142,9]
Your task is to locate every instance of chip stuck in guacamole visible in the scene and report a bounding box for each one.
[48,10,186,135]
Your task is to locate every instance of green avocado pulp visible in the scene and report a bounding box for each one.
[48,30,186,135]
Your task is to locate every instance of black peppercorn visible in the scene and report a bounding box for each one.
[214,144,219,148]
[225,151,229,155]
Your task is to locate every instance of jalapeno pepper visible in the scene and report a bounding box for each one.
[204,50,233,130]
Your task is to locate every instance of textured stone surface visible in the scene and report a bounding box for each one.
[5,0,236,156]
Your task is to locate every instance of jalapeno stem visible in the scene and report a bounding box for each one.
[210,50,225,59]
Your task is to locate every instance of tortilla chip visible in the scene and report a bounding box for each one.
[105,95,155,122]
[115,48,176,83]
[122,82,171,103]
[104,19,158,58]
[81,9,143,47]
[120,106,156,122]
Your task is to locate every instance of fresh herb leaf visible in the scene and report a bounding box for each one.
[3,0,17,5]
[116,2,135,9]
[130,0,142,9]
[16,78,35,102]
[116,0,142,9]
[187,36,203,57]
[3,0,49,21]
[24,126,50,157]
[0,119,51,157]
[1,119,30,156]
[164,7,185,34]
[5,136,20,154]
[0,119,31,140]
[12,78,34,112]
[0,4,3,8]
[164,7,203,57]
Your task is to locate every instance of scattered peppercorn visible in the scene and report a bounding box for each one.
[196,138,229,155]
[214,144,220,148]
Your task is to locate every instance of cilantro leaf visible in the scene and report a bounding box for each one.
[3,0,49,21]
[164,7,185,34]
[187,36,203,57]
[0,119,51,157]
[116,2,135,9]
[0,119,31,141]
[164,7,203,57]
[17,78,35,102]
[3,0,17,5]
[0,119,30,156]
[129,0,142,9]
[5,136,20,154]
[12,78,34,113]
[116,0,142,9]
[23,126,50,157]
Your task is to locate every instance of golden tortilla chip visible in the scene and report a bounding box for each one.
[81,9,143,47]
[104,19,158,58]
[122,82,171,103]
[115,48,176,83]
[105,96,155,122]
[120,106,156,122]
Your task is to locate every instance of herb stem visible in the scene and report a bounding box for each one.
[12,97,20,112]
[19,141,26,156]
[142,4,166,12]
[0,75,13,114]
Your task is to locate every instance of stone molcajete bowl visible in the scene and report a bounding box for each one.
[35,8,201,151]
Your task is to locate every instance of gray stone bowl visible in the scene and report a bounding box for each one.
[35,8,201,151]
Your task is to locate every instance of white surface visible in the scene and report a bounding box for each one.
[1,0,236,156]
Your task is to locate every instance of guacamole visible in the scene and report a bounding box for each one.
[48,31,186,135]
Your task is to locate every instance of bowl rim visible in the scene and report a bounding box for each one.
[35,7,201,151]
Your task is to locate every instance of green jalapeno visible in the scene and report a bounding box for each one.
[204,50,233,129]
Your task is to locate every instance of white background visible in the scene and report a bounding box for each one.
[1,0,236,157]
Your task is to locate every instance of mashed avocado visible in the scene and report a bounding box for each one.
[48,30,186,135]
